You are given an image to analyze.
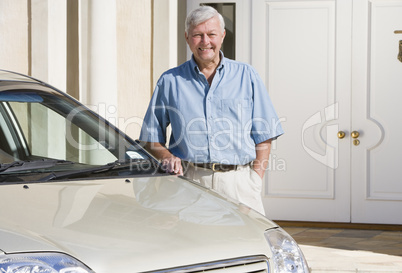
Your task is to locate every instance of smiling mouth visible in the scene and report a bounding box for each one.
[199,48,212,51]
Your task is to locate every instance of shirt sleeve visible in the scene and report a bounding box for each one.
[139,79,170,144]
[249,66,284,144]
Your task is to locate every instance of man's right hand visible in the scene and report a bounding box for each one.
[143,142,183,175]
[161,156,183,175]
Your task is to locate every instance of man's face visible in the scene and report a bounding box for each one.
[185,16,226,67]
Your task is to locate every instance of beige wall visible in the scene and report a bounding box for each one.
[116,0,152,139]
[177,0,187,65]
[0,0,29,74]
[0,0,171,140]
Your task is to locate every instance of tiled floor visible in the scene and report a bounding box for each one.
[278,222,402,256]
[278,222,402,272]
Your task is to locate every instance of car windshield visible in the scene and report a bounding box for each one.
[0,83,158,183]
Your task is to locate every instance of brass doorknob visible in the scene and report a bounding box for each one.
[337,131,346,139]
[351,131,360,138]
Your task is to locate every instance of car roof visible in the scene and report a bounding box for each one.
[0,69,42,84]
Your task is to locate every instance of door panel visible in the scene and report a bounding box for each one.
[253,0,352,222]
[351,0,402,224]
[265,1,337,198]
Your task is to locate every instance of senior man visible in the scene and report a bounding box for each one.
[139,6,283,214]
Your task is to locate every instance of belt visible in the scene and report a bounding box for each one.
[192,162,238,172]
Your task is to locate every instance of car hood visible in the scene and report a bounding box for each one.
[0,175,277,272]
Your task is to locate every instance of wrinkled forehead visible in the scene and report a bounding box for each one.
[189,16,223,33]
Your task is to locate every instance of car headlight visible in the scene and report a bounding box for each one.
[0,252,94,273]
[265,228,310,273]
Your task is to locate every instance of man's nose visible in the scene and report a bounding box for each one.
[201,34,210,43]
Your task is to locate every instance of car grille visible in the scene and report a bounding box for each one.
[148,256,269,273]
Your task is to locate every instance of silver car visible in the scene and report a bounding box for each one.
[0,69,309,273]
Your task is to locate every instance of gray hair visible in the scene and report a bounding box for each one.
[185,6,225,34]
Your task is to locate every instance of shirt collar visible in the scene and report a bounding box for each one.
[191,51,225,73]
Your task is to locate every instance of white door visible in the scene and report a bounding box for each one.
[252,0,353,223]
[351,0,402,224]
[254,0,402,224]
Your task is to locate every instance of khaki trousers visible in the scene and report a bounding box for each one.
[183,163,265,215]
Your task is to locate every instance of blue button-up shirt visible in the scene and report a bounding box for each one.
[140,54,284,165]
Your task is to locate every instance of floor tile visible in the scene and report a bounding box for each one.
[282,226,402,257]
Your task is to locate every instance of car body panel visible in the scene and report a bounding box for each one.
[0,175,276,272]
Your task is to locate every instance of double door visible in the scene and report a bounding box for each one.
[256,0,402,224]
[187,0,402,224]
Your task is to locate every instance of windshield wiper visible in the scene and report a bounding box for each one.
[0,159,73,174]
[39,159,156,182]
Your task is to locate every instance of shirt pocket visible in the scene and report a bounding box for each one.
[216,99,254,151]
[218,99,253,134]
[221,99,252,115]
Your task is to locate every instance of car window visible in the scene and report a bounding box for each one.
[8,100,117,165]
[0,103,24,162]
[0,87,155,181]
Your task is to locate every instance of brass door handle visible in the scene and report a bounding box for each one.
[351,131,360,138]
[337,131,346,139]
